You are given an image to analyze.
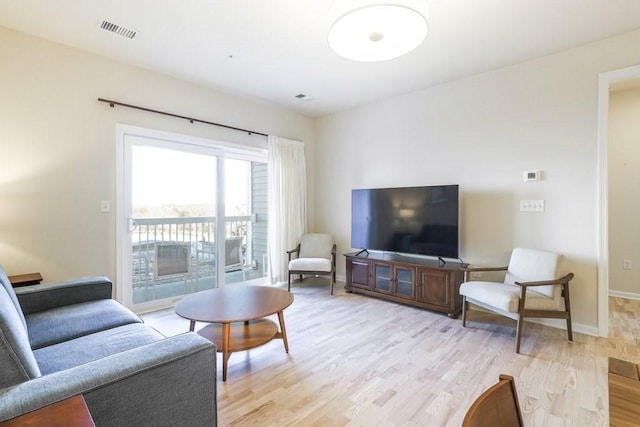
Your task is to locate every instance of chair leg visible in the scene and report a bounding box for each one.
[515,291,527,353]
[461,296,468,327]
[564,283,573,341]
[288,273,291,292]
[515,314,525,353]
[330,273,334,295]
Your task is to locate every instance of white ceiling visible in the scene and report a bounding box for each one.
[2,0,640,117]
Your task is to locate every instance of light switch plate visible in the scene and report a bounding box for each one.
[520,200,545,212]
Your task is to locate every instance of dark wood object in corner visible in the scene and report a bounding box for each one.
[609,357,640,426]
[344,252,465,317]
[8,272,43,287]
[0,395,95,427]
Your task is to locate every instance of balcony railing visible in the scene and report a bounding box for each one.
[131,215,261,289]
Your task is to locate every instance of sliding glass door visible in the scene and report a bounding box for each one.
[116,125,268,312]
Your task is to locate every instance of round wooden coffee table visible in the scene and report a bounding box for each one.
[175,286,294,381]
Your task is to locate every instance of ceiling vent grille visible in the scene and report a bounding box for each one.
[99,20,137,39]
[295,93,314,101]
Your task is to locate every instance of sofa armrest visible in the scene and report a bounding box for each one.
[15,276,112,315]
[0,333,217,426]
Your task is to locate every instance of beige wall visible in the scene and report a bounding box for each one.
[316,29,640,332]
[0,27,315,282]
[609,86,640,296]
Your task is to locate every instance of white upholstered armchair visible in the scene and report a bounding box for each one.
[287,233,336,295]
[459,248,574,353]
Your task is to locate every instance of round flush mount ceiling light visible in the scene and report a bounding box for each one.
[328,0,428,62]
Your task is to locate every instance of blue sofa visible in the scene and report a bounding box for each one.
[0,266,217,426]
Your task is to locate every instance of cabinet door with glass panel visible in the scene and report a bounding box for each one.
[372,261,415,300]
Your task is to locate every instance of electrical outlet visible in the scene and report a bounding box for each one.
[623,259,632,270]
[470,272,482,280]
[100,200,111,213]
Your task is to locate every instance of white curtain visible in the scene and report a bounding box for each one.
[267,135,307,284]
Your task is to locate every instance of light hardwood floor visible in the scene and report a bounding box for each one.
[142,279,640,426]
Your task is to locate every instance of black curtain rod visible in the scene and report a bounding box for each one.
[97,98,268,137]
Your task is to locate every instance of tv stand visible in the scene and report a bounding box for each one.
[344,252,466,318]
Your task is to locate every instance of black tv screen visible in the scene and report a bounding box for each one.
[351,185,459,259]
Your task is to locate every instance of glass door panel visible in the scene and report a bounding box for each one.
[373,263,392,293]
[130,144,218,305]
[396,267,415,299]
[223,158,268,285]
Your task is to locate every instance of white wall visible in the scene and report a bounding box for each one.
[609,86,640,297]
[316,29,640,331]
[0,27,315,282]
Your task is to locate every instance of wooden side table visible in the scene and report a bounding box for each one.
[8,272,43,287]
[0,395,95,427]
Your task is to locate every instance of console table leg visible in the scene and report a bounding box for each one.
[277,311,289,353]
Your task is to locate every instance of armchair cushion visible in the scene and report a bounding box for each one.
[460,281,565,313]
[289,257,332,273]
[298,233,333,259]
[504,248,560,298]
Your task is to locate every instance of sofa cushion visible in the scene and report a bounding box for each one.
[34,323,166,375]
[26,299,143,350]
[0,266,27,330]
[0,285,41,389]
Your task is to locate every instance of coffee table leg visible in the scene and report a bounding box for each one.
[189,320,196,332]
[222,322,230,381]
[277,311,289,353]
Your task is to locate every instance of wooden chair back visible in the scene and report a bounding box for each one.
[462,374,524,427]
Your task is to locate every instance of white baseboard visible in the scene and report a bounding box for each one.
[528,317,598,337]
[609,290,640,301]
[337,276,599,336]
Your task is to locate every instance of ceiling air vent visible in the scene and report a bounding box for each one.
[295,93,314,101]
[99,20,137,39]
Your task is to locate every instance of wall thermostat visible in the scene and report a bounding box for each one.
[523,170,542,182]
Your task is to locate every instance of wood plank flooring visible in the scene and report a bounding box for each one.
[142,279,640,426]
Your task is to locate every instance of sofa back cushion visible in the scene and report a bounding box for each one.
[0,267,27,330]
[0,285,41,388]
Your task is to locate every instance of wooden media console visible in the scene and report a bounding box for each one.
[344,252,466,317]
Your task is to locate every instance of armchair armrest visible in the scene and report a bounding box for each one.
[0,333,217,426]
[514,272,574,288]
[14,276,112,315]
[287,244,301,261]
[461,265,508,281]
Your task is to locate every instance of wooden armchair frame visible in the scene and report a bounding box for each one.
[462,265,574,353]
[287,243,337,295]
[462,374,524,427]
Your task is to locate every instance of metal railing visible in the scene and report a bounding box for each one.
[131,215,254,287]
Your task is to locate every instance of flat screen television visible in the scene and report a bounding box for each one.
[351,185,459,259]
